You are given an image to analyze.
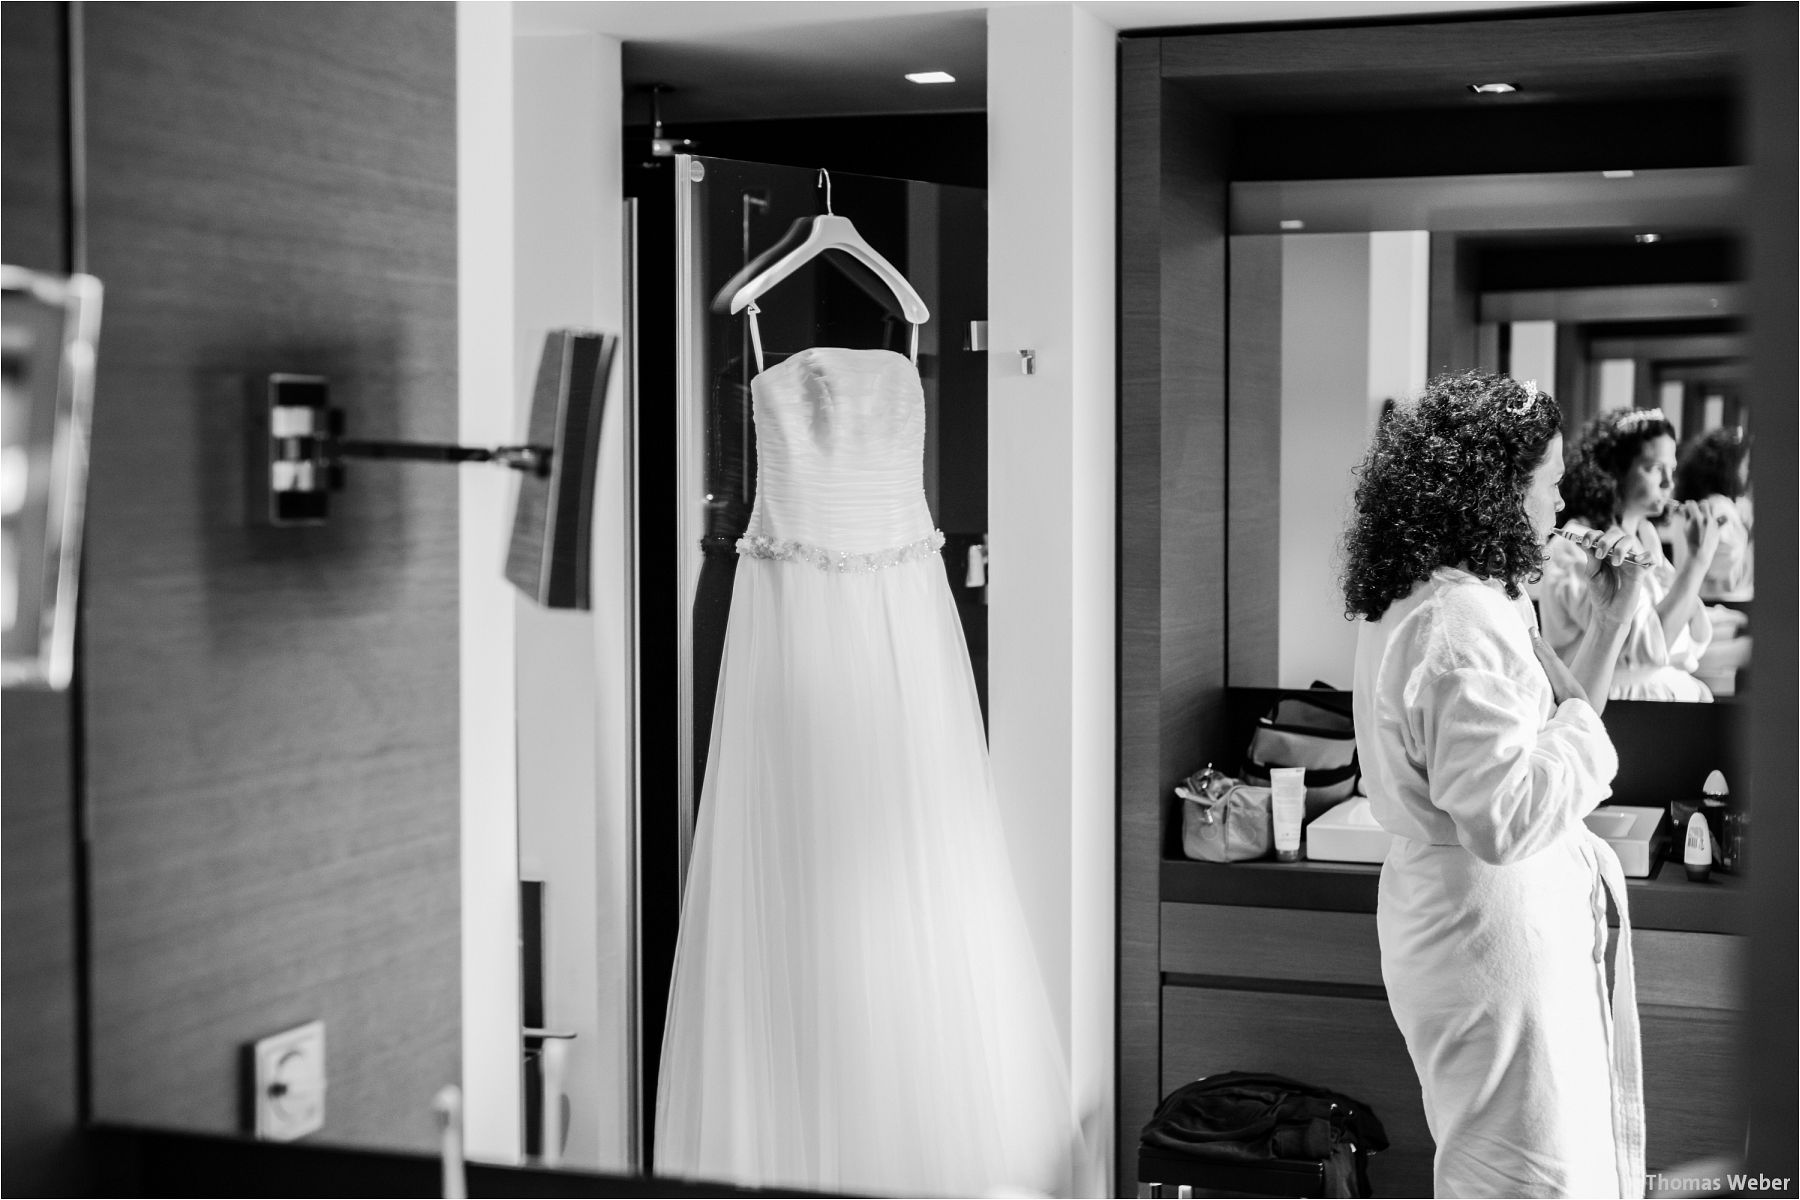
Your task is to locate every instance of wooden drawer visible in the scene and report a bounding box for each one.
[1630,930,1745,1010]
[1161,902,1383,986]
[1162,903,1746,1010]
[1642,1006,1746,1171]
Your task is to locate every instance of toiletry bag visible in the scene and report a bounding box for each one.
[1242,691,1359,824]
[1177,765,1273,863]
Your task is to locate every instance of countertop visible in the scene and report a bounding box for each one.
[1161,852,1748,934]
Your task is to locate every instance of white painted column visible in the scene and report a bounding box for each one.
[1510,318,1559,393]
[1367,230,1430,422]
[512,26,629,1173]
[456,0,523,1164]
[988,6,1117,1193]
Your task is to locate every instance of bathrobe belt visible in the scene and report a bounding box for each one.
[1582,827,1647,1200]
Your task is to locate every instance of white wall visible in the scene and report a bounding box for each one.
[512,28,630,1172]
[1368,231,1430,414]
[1597,356,1637,412]
[1278,231,1429,689]
[988,6,1117,1193]
[1509,318,1557,395]
[456,0,523,1164]
[1279,235,1369,689]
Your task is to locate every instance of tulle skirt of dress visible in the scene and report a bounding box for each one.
[654,551,1076,1198]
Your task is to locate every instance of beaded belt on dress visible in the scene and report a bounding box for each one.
[735,530,944,574]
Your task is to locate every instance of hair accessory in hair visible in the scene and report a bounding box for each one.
[1614,407,1667,433]
[1508,379,1539,415]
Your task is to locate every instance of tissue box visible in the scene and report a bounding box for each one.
[1582,805,1667,878]
[1305,796,1394,864]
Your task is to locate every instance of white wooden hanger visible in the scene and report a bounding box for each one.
[714,170,931,325]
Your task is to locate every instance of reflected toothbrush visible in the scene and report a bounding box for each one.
[1550,525,1655,567]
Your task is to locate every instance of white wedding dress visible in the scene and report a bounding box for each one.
[654,345,1075,1198]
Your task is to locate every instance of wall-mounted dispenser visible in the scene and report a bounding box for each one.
[252,329,617,609]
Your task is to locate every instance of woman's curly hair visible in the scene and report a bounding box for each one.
[1674,425,1750,503]
[1340,371,1563,621]
[1560,407,1678,528]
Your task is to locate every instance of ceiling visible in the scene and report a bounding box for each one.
[516,0,1581,123]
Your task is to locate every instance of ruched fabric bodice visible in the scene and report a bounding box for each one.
[737,347,940,569]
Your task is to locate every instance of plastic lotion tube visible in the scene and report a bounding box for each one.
[1270,767,1307,862]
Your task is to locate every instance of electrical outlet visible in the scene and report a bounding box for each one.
[252,1020,326,1141]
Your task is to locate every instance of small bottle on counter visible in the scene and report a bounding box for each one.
[1683,811,1713,883]
[1702,769,1744,874]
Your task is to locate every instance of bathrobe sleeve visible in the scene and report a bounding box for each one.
[1409,591,1620,866]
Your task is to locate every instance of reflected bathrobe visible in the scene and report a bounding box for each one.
[1539,519,1713,702]
[1353,568,1645,1199]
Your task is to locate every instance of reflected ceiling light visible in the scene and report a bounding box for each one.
[905,71,956,84]
[1636,232,1663,244]
[1603,169,1637,179]
[1279,219,1305,231]
[1468,82,1518,95]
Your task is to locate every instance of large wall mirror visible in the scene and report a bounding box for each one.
[1226,166,1750,699]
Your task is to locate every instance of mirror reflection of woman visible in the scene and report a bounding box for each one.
[1539,408,1721,702]
[1672,426,1754,604]
[1344,372,1648,1198]
[1669,426,1754,694]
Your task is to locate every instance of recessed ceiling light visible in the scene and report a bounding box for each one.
[905,71,956,85]
[1635,233,1662,244]
[1603,169,1637,179]
[1279,219,1305,231]
[1468,82,1518,95]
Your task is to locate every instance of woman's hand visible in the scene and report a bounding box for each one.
[1680,498,1725,566]
[1579,526,1652,626]
[1531,627,1590,707]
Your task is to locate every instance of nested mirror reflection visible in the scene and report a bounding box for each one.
[1226,167,1752,703]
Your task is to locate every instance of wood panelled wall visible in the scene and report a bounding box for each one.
[1116,39,1229,1198]
[79,2,460,1152]
[1742,1,1800,1181]
[1,5,88,1195]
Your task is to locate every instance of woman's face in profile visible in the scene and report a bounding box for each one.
[1621,434,1678,520]
[1525,433,1566,542]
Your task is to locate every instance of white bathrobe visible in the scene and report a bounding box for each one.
[1353,567,1645,1199]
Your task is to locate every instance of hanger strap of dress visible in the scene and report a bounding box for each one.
[746,301,766,374]
[744,302,920,375]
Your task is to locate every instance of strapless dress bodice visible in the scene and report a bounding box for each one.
[737,347,940,570]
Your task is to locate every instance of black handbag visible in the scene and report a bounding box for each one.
[1140,1071,1389,1198]
[1241,688,1359,824]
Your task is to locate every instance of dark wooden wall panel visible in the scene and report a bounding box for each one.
[1,5,90,1195]
[80,2,460,1152]
[1117,35,1230,1194]
[2,0,68,272]
[1115,40,1167,1196]
[1157,8,1739,90]
[2,691,86,1197]
[1741,1,1800,1184]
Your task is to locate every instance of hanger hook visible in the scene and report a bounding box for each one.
[818,168,833,215]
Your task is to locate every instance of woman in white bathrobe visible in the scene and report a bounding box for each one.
[1342,372,1650,1199]
[1539,408,1723,702]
